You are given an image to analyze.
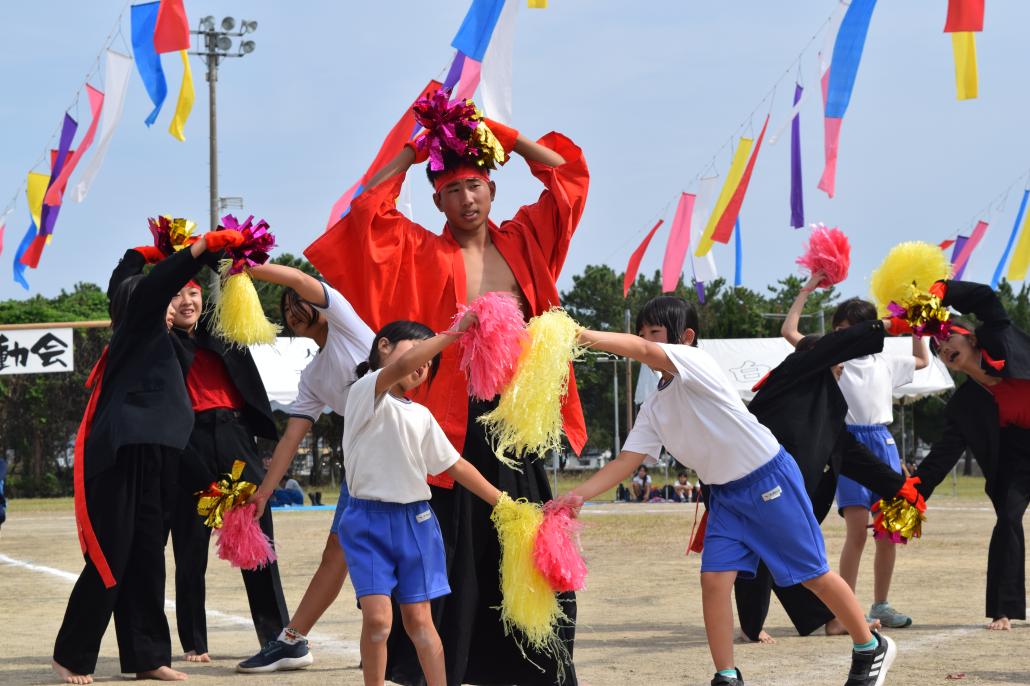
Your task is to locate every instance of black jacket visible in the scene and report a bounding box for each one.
[85,248,205,479]
[747,319,905,516]
[173,315,278,441]
[915,280,1030,501]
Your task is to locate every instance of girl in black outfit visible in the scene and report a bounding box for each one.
[914,280,1030,631]
[52,230,238,684]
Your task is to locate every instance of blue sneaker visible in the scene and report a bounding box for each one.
[236,639,314,673]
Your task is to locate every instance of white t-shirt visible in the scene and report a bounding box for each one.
[838,353,915,426]
[289,283,375,422]
[622,343,780,485]
[343,369,460,503]
[632,474,652,486]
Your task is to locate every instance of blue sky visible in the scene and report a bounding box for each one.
[2,1,1029,305]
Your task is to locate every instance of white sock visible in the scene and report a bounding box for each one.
[278,627,306,645]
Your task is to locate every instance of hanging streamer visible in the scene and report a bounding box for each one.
[690,176,719,299]
[528,0,548,7]
[12,224,35,290]
[951,220,988,279]
[660,193,697,293]
[994,189,1030,286]
[13,174,49,289]
[710,116,769,245]
[944,0,985,32]
[949,235,969,267]
[480,0,518,124]
[168,50,195,141]
[1007,210,1030,282]
[790,84,804,228]
[131,1,167,127]
[734,218,743,286]
[75,51,133,203]
[452,55,483,103]
[153,0,191,53]
[21,117,78,269]
[45,86,105,206]
[950,33,978,100]
[451,0,505,62]
[623,219,663,297]
[696,140,753,256]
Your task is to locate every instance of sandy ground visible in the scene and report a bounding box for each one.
[1,492,1028,685]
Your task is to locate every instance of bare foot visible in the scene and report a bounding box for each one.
[986,616,1011,631]
[52,660,93,684]
[824,617,880,636]
[183,651,211,663]
[137,665,188,680]
[736,629,776,644]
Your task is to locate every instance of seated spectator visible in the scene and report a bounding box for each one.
[672,471,694,502]
[630,465,652,501]
[270,474,305,507]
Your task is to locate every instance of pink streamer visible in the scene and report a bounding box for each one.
[452,291,527,400]
[45,85,105,206]
[660,193,697,293]
[951,220,989,276]
[796,223,851,287]
[817,68,842,198]
[451,56,482,104]
[534,500,588,592]
[215,504,277,570]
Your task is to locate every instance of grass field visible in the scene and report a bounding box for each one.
[1,475,1027,685]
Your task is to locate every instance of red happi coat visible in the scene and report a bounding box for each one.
[305,132,589,487]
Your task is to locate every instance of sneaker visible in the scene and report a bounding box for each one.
[236,639,314,673]
[869,601,913,628]
[711,668,745,685]
[845,631,896,686]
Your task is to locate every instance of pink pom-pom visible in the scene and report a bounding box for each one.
[796,223,851,288]
[215,504,278,570]
[533,500,587,592]
[452,292,527,401]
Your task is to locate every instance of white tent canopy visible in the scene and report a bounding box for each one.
[250,337,324,413]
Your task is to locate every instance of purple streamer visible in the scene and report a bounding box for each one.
[790,83,804,228]
[695,280,706,304]
[40,113,79,237]
[951,235,970,279]
[442,51,466,91]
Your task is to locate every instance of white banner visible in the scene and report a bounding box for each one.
[0,328,74,375]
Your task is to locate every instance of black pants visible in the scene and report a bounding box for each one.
[170,409,289,653]
[54,445,174,675]
[986,429,1030,620]
[386,399,577,686]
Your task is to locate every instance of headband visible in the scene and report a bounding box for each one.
[433,167,491,193]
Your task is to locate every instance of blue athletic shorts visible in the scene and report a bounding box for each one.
[835,424,902,513]
[330,481,351,534]
[337,497,451,603]
[702,448,830,587]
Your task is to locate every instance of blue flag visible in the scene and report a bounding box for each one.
[451,0,504,62]
[12,222,36,290]
[131,1,168,126]
[826,0,878,119]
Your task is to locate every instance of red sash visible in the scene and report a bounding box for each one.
[73,347,116,588]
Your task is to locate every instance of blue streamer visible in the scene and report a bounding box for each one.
[734,218,742,286]
[131,2,167,127]
[12,221,36,290]
[451,0,504,62]
[991,188,1029,288]
[825,0,878,119]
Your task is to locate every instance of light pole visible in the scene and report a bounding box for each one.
[189,16,258,235]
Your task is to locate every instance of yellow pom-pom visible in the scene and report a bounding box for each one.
[491,493,570,668]
[870,241,951,317]
[212,262,281,346]
[478,308,585,469]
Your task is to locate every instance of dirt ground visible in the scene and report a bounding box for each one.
[1,491,1027,685]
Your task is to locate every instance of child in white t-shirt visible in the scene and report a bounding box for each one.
[783,289,928,631]
[341,317,502,686]
[568,296,896,686]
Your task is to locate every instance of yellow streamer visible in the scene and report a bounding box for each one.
[1007,207,1030,281]
[196,460,256,529]
[26,172,48,230]
[528,0,548,7]
[696,137,753,256]
[479,308,585,469]
[169,50,195,141]
[870,241,951,317]
[491,493,569,669]
[951,32,978,101]
[213,261,281,346]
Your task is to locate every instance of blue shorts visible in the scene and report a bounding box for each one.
[330,481,351,534]
[702,448,829,587]
[835,424,902,512]
[337,497,451,604]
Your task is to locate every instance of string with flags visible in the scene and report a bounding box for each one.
[5,0,195,289]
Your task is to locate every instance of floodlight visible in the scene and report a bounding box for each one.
[221,16,236,31]
[242,20,258,34]
[240,40,256,55]
[200,15,215,31]
[216,35,233,52]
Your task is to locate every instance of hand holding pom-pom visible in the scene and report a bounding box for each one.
[796,224,851,288]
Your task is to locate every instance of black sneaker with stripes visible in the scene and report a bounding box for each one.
[710,667,744,685]
[845,631,896,686]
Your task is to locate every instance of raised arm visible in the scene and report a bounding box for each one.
[365,146,417,191]
[248,417,313,519]
[781,273,821,346]
[512,131,565,167]
[941,280,1010,329]
[568,450,650,501]
[374,313,472,396]
[578,329,676,375]
[912,335,930,370]
[249,263,328,307]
